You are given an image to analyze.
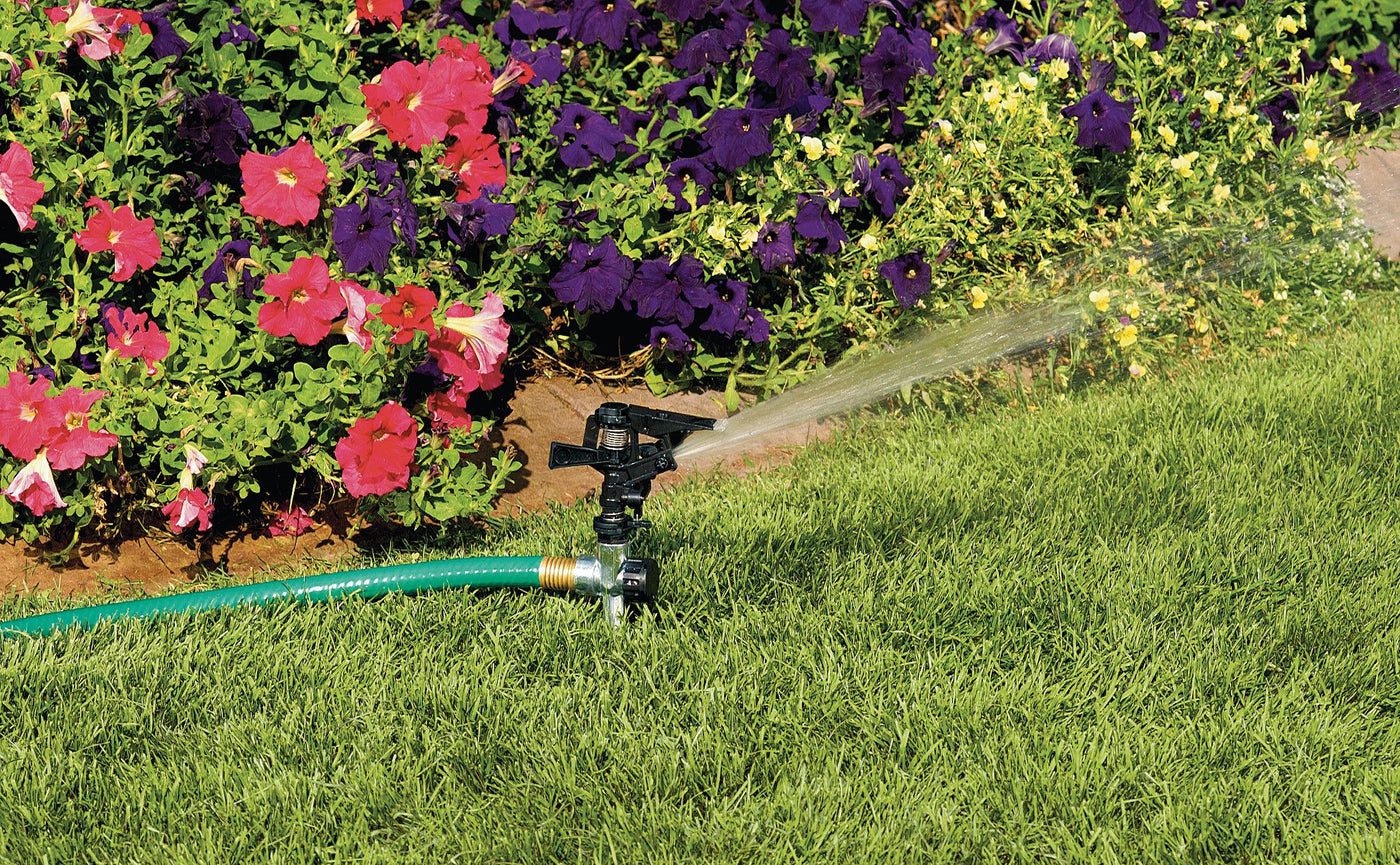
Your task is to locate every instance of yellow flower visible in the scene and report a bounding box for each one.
[1231,22,1250,41]
[1129,362,1145,378]
[1203,90,1224,114]
[1330,56,1352,76]
[969,140,988,156]
[1128,31,1148,49]
[1156,198,1173,214]
[1170,151,1198,178]
[1126,257,1144,277]
[935,119,954,142]
[1090,289,1112,312]
[1343,101,1359,120]
[1277,15,1299,35]
[982,83,1003,108]
[1018,71,1038,90]
[1045,58,1070,81]
[970,286,988,309]
[858,233,879,251]
[1116,324,1138,347]
[1212,183,1231,203]
[800,136,825,159]
[1124,300,1141,318]
[825,140,842,157]
[706,221,727,241]
[1158,124,1178,148]
[1303,138,1320,161]
[740,227,760,247]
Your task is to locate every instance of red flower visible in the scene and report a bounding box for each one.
[239,139,328,226]
[0,371,61,460]
[441,132,506,202]
[74,197,161,281]
[162,487,213,532]
[361,60,458,152]
[378,283,438,344]
[257,255,347,345]
[5,452,64,516]
[427,293,510,393]
[355,0,407,28]
[269,505,314,537]
[335,402,417,497]
[426,384,473,432]
[0,142,45,231]
[46,387,118,471]
[104,306,171,375]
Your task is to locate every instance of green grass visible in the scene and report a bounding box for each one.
[2,301,1400,864]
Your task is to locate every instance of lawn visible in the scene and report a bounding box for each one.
[0,299,1398,863]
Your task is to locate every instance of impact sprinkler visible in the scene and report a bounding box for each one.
[547,402,718,626]
[0,403,716,638]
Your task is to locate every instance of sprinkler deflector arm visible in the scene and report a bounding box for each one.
[0,555,649,639]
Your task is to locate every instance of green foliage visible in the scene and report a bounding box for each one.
[1310,0,1400,56]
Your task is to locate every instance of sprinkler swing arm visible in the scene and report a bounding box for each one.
[547,402,718,625]
[0,402,716,638]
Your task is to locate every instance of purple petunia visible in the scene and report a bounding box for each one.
[702,107,775,172]
[752,29,815,104]
[176,92,252,167]
[442,187,516,246]
[1115,0,1169,51]
[700,278,751,337]
[853,152,913,219]
[673,20,749,73]
[625,255,711,326]
[878,251,932,308]
[649,324,694,353]
[794,193,852,255]
[510,40,564,85]
[550,236,635,314]
[493,3,567,43]
[1258,89,1299,143]
[216,19,257,47]
[657,0,716,23]
[142,9,188,60]
[551,104,626,168]
[664,158,716,212]
[753,222,797,271]
[968,9,1025,63]
[802,0,870,36]
[200,238,261,300]
[860,26,937,133]
[1061,87,1136,153]
[1025,34,1082,80]
[1345,42,1400,116]
[654,72,712,114]
[569,0,641,50]
[333,197,398,274]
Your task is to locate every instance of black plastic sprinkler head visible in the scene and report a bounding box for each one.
[548,402,716,621]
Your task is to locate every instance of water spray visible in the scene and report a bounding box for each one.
[0,403,715,638]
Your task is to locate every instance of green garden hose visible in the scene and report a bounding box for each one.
[0,555,589,639]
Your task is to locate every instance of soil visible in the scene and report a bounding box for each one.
[4,147,1397,598]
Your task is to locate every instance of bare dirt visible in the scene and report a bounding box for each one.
[4,146,1397,598]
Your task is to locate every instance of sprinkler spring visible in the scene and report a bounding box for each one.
[548,402,717,624]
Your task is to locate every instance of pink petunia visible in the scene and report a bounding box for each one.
[104,306,170,375]
[46,387,118,471]
[45,0,142,60]
[336,280,388,351]
[75,197,161,282]
[0,142,46,231]
[5,451,65,516]
[0,371,61,461]
[426,384,473,432]
[335,402,417,497]
[427,293,510,393]
[257,255,347,345]
[269,505,314,537]
[378,283,438,345]
[440,132,506,202]
[162,487,213,532]
[355,0,408,28]
[239,139,328,227]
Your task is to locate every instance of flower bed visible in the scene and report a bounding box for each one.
[0,0,1395,546]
